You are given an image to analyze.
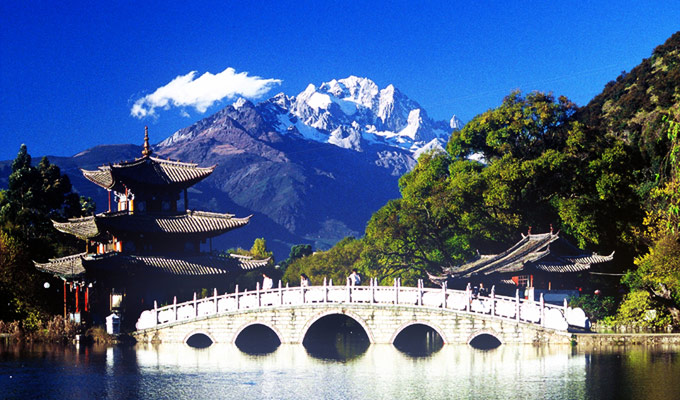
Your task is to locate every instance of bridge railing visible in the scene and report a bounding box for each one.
[136,278,586,331]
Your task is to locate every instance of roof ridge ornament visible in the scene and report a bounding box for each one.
[142,126,152,157]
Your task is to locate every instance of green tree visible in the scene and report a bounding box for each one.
[362,91,630,284]
[250,237,274,260]
[616,112,680,327]
[0,145,93,321]
[283,237,363,285]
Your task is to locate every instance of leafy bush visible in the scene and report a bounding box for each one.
[569,294,617,321]
[612,290,673,329]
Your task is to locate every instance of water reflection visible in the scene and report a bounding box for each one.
[2,342,680,399]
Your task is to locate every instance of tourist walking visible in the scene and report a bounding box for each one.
[348,269,361,286]
[262,273,273,290]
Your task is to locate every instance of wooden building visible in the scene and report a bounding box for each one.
[429,231,614,302]
[35,128,268,324]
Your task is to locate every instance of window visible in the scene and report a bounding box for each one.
[517,275,530,287]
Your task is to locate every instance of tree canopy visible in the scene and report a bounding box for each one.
[0,145,94,322]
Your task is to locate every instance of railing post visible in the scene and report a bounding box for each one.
[347,277,351,303]
[154,300,158,327]
[441,281,446,308]
[214,288,218,314]
[173,296,177,321]
[300,282,305,305]
[194,292,198,317]
[490,287,496,317]
[394,278,399,304]
[540,293,545,327]
[257,282,261,308]
[465,283,471,312]
[515,289,520,322]
[371,278,376,304]
[324,277,328,303]
[235,284,239,310]
[279,280,283,305]
[418,279,423,306]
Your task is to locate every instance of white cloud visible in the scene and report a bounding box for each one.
[131,67,281,118]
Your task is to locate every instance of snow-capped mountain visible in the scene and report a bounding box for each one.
[160,76,462,156]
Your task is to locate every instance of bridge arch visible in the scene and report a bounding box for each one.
[232,321,285,345]
[299,309,375,344]
[390,320,449,344]
[467,328,503,348]
[183,329,217,346]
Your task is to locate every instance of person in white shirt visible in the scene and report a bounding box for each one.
[262,273,273,290]
[300,273,310,287]
[348,269,361,286]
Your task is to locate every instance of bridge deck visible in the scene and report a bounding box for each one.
[136,279,587,334]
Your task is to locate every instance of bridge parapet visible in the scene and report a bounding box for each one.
[136,278,586,333]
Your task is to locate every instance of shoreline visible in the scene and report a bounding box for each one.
[573,332,680,346]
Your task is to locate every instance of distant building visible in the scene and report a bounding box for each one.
[35,128,267,324]
[428,230,614,303]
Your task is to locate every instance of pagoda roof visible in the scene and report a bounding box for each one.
[82,252,268,276]
[34,253,87,280]
[429,232,614,284]
[53,210,251,240]
[81,155,216,192]
[34,252,268,278]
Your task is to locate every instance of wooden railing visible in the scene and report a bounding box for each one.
[135,278,588,331]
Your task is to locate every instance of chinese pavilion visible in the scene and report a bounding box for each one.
[428,230,614,300]
[35,128,268,324]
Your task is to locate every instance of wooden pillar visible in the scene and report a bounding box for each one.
[184,188,188,211]
[75,285,80,314]
[84,286,89,313]
[108,190,111,213]
[63,281,67,319]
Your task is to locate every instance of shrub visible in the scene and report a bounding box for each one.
[569,294,617,321]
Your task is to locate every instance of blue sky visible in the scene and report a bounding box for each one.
[1,1,679,161]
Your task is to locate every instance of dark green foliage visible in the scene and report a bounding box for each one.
[282,237,363,286]
[0,145,93,321]
[277,244,313,271]
[569,294,617,322]
[288,244,313,260]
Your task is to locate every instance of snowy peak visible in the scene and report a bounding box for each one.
[158,75,461,160]
[281,76,456,153]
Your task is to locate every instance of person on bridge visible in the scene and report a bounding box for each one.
[300,274,310,287]
[349,269,361,286]
[262,273,273,290]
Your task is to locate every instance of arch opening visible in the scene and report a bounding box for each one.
[185,333,213,348]
[234,324,281,355]
[469,333,502,350]
[303,314,369,361]
[393,323,444,357]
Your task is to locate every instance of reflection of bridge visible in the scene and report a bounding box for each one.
[134,279,584,345]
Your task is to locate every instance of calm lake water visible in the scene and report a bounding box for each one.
[1,340,679,399]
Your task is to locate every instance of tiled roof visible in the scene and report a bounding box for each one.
[82,252,268,276]
[432,232,614,282]
[52,210,250,238]
[81,156,215,192]
[53,216,100,240]
[34,253,87,279]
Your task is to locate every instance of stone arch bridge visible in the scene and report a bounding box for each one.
[133,280,585,346]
